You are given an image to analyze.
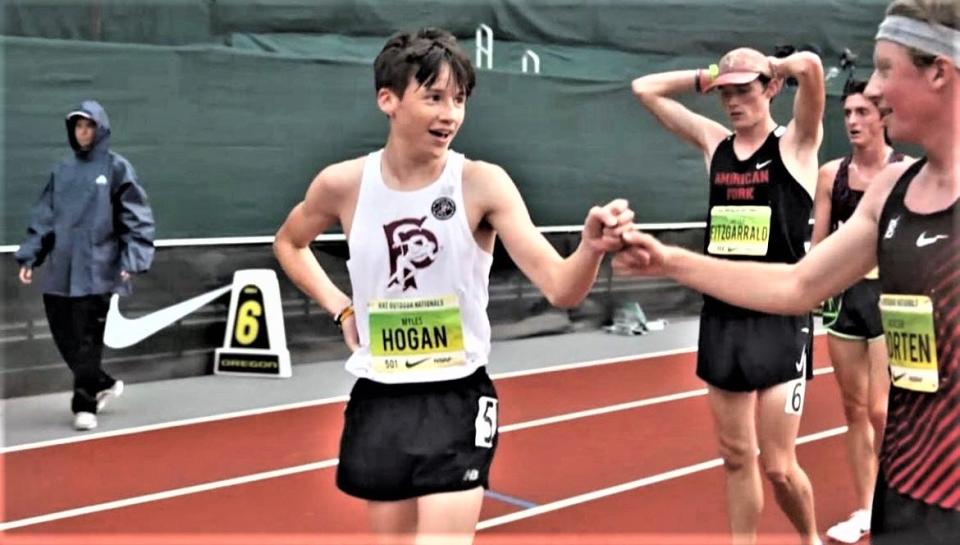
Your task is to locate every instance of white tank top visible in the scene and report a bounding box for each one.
[344,149,493,384]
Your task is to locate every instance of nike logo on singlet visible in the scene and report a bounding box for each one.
[916,231,949,248]
[405,357,430,369]
[756,160,772,170]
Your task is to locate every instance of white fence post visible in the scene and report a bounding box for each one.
[522,49,540,74]
[475,24,493,70]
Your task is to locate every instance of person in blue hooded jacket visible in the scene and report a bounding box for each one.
[15,100,155,431]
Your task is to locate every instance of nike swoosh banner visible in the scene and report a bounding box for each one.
[104,285,232,349]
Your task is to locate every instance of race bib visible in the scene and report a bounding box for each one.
[880,294,939,393]
[368,295,467,374]
[784,344,807,415]
[708,206,772,256]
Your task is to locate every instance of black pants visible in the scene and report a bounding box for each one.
[43,294,115,414]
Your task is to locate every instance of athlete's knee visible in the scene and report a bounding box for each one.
[761,461,794,486]
[717,437,756,471]
[841,394,870,423]
[758,450,796,485]
[721,454,755,472]
[869,406,888,434]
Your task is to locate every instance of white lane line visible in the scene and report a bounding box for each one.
[476,425,848,530]
[501,366,834,434]
[0,395,349,454]
[1,368,837,531]
[5,335,830,453]
[2,346,700,453]
[500,389,707,433]
[491,347,696,380]
[0,459,340,531]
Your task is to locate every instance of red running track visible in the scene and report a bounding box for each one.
[3,337,860,544]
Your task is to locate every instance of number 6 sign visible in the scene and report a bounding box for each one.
[214,269,291,378]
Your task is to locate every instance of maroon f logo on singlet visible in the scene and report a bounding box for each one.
[383,217,440,291]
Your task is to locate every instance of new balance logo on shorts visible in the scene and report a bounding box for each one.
[462,469,480,482]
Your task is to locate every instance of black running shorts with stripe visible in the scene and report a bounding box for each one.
[823,279,884,341]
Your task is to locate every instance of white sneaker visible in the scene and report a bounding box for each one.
[826,509,871,543]
[96,380,124,411]
[73,412,98,431]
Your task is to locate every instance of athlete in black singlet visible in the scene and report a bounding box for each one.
[811,79,908,544]
[631,45,825,544]
[616,2,959,542]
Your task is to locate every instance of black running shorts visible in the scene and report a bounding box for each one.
[696,311,814,392]
[823,279,884,341]
[336,367,499,501]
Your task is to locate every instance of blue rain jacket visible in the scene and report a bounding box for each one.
[15,100,155,296]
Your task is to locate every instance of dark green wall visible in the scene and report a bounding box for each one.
[2,1,890,244]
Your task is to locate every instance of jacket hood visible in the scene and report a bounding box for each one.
[66,100,111,157]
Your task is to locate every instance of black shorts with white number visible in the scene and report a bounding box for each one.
[696,311,814,392]
[336,366,499,501]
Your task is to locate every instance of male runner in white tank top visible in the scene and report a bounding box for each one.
[273,28,632,545]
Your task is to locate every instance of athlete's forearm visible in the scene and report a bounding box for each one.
[274,239,350,315]
[548,241,606,308]
[631,70,698,100]
[664,247,815,315]
[770,51,824,89]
